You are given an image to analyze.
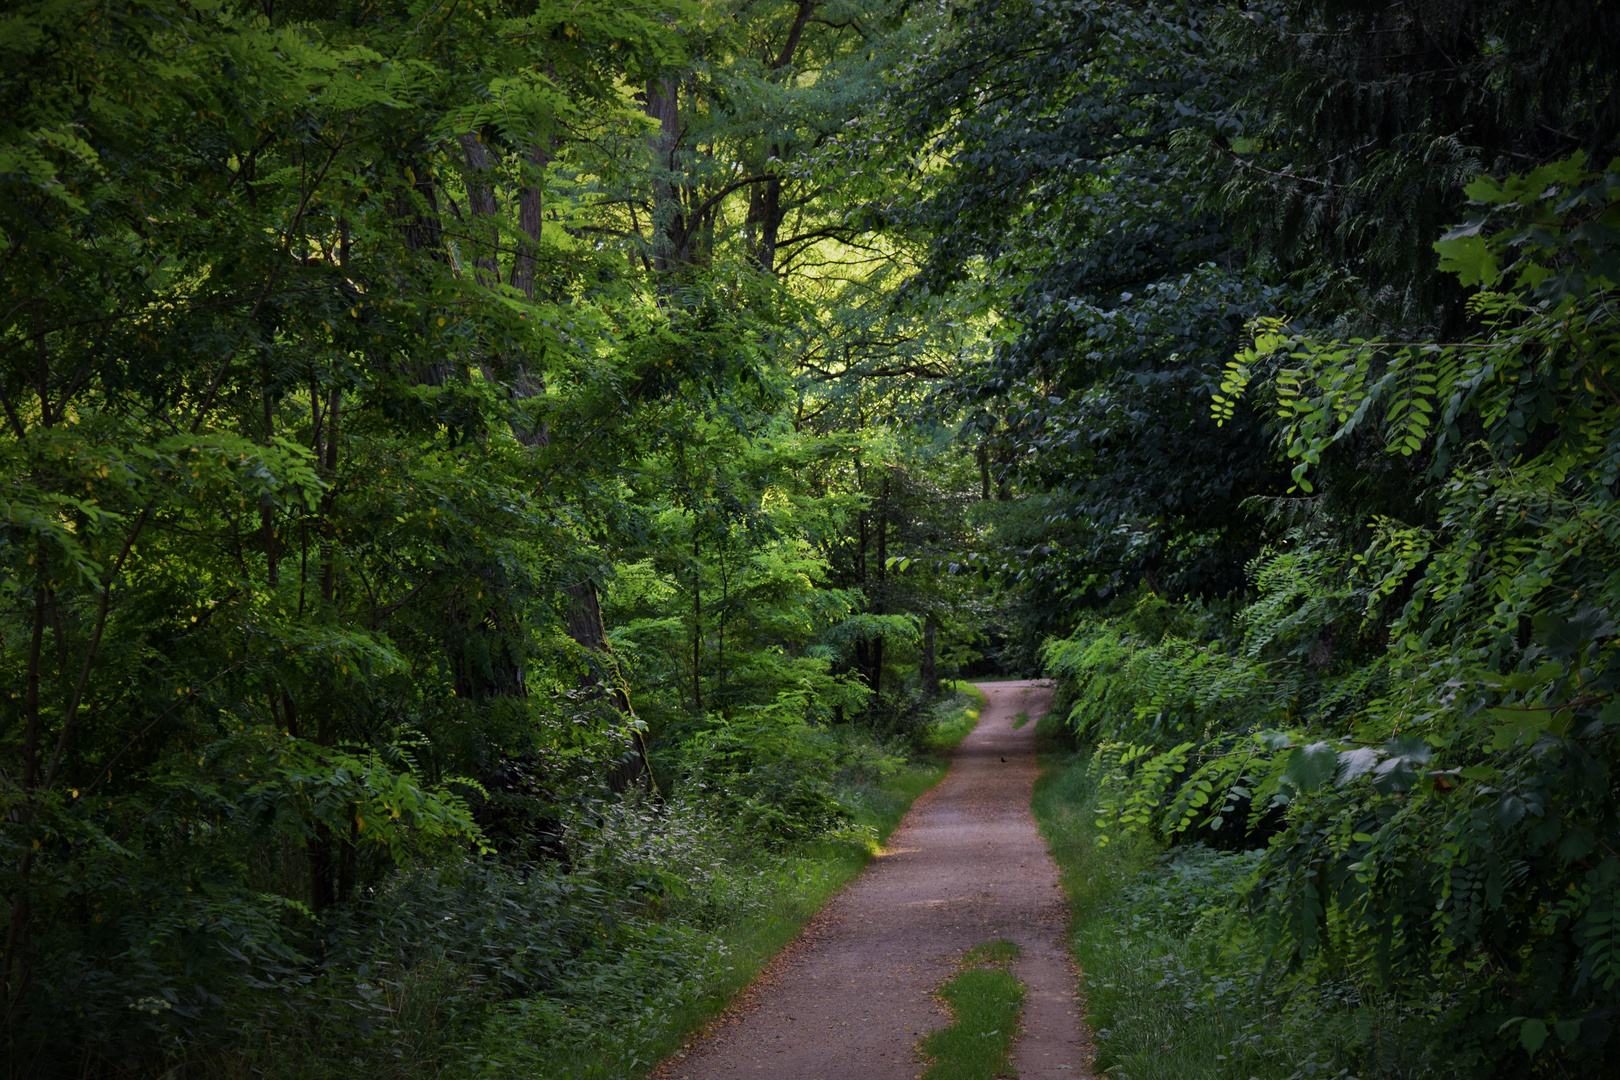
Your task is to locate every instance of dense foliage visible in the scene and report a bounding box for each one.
[894,0,1620,1075]
[5,0,1619,1075]
[0,0,999,1073]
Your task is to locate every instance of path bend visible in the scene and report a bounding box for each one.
[655,680,1093,1080]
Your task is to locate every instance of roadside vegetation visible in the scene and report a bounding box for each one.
[226,691,981,1080]
[1035,715,1311,1080]
[461,688,982,1080]
[923,682,987,752]
[4,0,1617,1076]
[925,2,1620,1076]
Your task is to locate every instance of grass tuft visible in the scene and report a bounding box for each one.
[917,939,1025,1080]
[961,939,1022,966]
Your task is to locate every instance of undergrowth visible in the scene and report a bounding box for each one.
[1031,712,1360,1080]
[222,689,982,1080]
[923,681,985,752]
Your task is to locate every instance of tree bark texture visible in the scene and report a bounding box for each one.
[563,580,654,793]
[922,616,938,698]
[456,134,500,288]
[645,78,687,270]
[511,141,552,302]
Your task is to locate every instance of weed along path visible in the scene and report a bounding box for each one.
[656,680,1092,1080]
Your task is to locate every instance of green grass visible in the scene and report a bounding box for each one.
[924,683,985,752]
[962,940,1022,965]
[1029,712,1291,1080]
[1011,710,1030,729]
[468,697,986,1079]
[471,851,875,1078]
[917,940,1026,1080]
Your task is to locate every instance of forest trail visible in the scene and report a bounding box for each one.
[655,680,1092,1080]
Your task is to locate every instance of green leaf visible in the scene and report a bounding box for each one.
[1520,1018,1548,1054]
[1532,606,1617,656]
[1285,741,1338,792]
[1495,795,1527,829]
[1259,729,1293,751]
[1337,747,1379,785]
[1372,737,1432,794]
[1434,234,1499,288]
[1463,177,1507,204]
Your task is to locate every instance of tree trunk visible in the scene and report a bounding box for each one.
[718,552,726,695]
[397,155,445,263]
[746,170,783,273]
[740,0,815,274]
[397,154,453,386]
[456,134,500,287]
[261,388,280,588]
[338,818,358,903]
[563,580,655,793]
[309,382,342,914]
[772,0,819,71]
[691,532,702,712]
[509,138,550,447]
[645,77,685,270]
[922,616,938,698]
[310,826,338,913]
[317,385,339,631]
[459,133,549,446]
[2,561,48,1003]
[869,473,888,695]
[511,141,552,302]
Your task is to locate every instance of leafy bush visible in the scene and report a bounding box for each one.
[1045,158,1620,1077]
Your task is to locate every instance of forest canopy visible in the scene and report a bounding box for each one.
[1,0,1617,1077]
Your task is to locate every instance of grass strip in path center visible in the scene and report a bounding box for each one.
[917,940,1027,1080]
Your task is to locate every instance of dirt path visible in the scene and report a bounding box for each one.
[656,680,1093,1080]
